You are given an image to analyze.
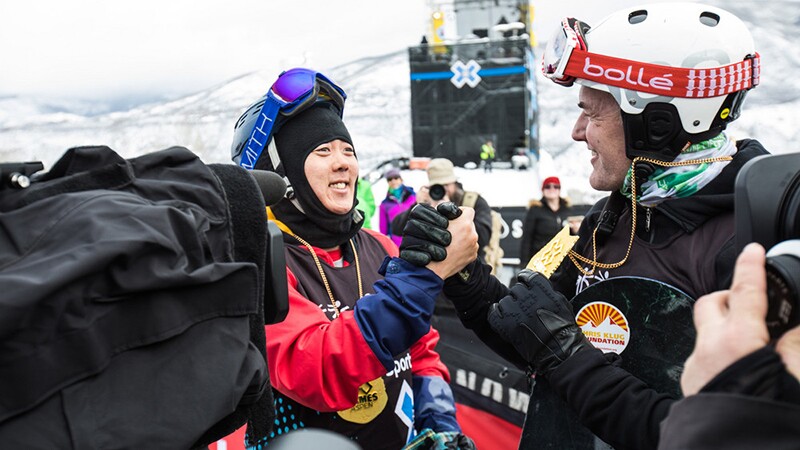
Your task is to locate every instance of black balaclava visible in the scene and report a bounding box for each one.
[258,102,363,248]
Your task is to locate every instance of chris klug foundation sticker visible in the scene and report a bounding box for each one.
[576,301,631,354]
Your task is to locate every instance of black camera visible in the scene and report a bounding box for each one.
[735,153,800,339]
[429,184,446,201]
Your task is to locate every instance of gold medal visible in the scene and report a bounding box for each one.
[336,377,388,424]
[526,226,579,278]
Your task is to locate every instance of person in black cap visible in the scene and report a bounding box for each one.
[233,90,479,450]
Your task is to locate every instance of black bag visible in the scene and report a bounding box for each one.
[0,146,274,448]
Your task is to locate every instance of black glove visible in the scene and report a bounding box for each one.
[403,430,476,450]
[442,432,477,450]
[487,269,593,376]
[399,202,461,267]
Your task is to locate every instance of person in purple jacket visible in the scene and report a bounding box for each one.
[379,168,416,247]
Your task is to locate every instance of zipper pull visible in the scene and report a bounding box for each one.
[645,207,652,232]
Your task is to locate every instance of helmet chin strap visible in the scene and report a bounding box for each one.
[266,138,306,214]
[621,103,724,163]
[621,103,727,200]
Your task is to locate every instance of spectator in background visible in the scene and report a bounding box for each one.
[480,139,496,173]
[519,176,571,264]
[379,168,416,247]
[511,148,531,171]
[356,176,376,229]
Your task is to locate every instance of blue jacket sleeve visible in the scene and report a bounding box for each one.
[354,257,442,369]
[413,375,461,433]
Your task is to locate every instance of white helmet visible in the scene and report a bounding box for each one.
[545,3,760,161]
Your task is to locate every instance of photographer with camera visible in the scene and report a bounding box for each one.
[393,158,493,263]
[230,68,479,450]
[658,243,800,449]
[397,4,772,449]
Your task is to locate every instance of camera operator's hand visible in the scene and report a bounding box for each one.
[681,243,771,396]
[416,186,433,206]
[777,325,800,381]
[399,203,478,279]
[487,270,594,376]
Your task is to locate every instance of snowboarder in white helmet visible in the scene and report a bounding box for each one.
[398,3,777,450]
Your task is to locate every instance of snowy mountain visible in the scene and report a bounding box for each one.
[1,0,798,206]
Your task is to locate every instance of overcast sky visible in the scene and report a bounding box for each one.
[0,1,697,106]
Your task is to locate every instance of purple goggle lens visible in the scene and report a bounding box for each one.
[271,68,317,103]
[271,67,346,116]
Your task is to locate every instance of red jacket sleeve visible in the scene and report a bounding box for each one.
[266,267,390,412]
[410,326,451,382]
[363,228,399,257]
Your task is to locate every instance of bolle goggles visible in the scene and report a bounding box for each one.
[542,17,761,98]
[234,68,347,170]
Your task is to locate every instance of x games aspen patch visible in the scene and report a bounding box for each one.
[337,377,388,424]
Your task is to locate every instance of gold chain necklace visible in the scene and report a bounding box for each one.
[292,234,363,318]
[568,154,734,276]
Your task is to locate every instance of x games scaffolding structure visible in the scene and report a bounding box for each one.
[408,0,539,166]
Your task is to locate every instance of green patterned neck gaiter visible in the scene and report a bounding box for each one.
[621,133,736,207]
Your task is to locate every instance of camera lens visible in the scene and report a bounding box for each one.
[765,254,800,339]
[735,154,800,339]
[778,173,800,241]
[429,184,445,201]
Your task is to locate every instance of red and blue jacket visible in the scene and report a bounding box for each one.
[261,228,458,450]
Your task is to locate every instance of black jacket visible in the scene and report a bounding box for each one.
[519,198,571,264]
[658,347,800,450]
[443,139,771,450]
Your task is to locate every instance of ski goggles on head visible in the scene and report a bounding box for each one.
[541,17,760,98]
[234,68,347,170]
[542,17,590,87]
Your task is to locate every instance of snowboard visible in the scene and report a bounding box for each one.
[518,276,696,450]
